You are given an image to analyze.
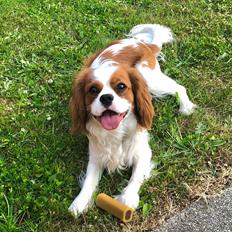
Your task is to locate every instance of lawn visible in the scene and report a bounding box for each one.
[0,0,231,231]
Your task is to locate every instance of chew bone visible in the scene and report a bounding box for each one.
[96,193,134,222]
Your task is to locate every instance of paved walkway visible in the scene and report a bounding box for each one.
[156,186,232,232]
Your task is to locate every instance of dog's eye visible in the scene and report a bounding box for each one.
[116,83,127,92]
[89,86,100,95]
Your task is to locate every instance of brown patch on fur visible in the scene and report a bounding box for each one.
[109,67,134,104]
[100,41,159,69]
[84,40,160,69]
[85,80,103,112]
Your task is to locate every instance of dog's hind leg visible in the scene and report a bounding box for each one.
[136,64,196,115]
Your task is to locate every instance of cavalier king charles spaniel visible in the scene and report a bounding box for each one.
[68,24,196,216]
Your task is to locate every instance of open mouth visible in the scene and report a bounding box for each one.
[94,110,128,130]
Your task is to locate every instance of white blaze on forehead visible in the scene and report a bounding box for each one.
[93,66,118,85]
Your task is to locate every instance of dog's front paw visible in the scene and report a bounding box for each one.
[179,101,197,116]
[68,197,90,217]
[68,204,80,218]
[115,192,139,209]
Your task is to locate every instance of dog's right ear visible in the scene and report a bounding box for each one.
[69,68,90,135]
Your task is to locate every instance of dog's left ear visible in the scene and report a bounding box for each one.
[128,68,154,129]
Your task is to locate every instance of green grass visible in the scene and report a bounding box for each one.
[0,0,231,231]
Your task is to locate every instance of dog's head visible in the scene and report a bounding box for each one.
[70,65,154,135]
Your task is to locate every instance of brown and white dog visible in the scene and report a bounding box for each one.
[69,24,196,216]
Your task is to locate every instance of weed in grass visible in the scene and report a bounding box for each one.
[0,194,24,232]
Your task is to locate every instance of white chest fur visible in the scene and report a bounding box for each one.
[86,112,140,172]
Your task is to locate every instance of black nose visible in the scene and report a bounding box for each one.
[100,94,114,108]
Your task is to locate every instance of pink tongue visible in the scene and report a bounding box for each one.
[100,112,124,130]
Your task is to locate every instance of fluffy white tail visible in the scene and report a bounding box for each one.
[128,24,174,48]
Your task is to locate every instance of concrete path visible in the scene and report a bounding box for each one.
[156,186,232,232]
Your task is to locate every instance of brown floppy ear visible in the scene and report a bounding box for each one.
[69,68,90,135]
[128,68,154,129]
